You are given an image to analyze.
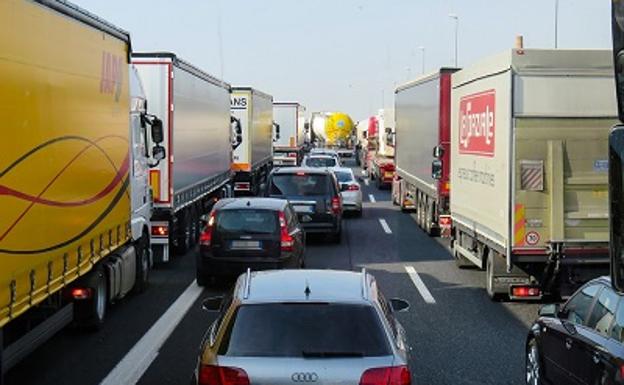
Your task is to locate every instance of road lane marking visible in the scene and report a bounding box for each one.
[405,266,436,304]
[100,281,203,385]
[368,194,376,202]
[379,218,392,234]
[364,178,369,186]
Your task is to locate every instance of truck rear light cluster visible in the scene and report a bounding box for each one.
[199,212,216,247]
[70,287,93,300]
[151,225,169,237]
[234,182,251,191]
[278,211,294,251]
[511,286,541,298]
[287,152,298,158]
[198,365,250,385]
[438,216,452,227]
[359,365,411,385]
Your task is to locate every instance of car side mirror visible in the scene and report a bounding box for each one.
[431,159,443,180]
[202,296,224,312]
[151,118,164,144]
[152,145,165,162]
[538,303,559,318]
[389,298,410,313]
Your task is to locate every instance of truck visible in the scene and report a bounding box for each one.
[368,109,396,189]
[273,102,307,166]
[132,53,233,261]
[230,87,274,195]
[0,0,165,378]
[450,49,616,300]
[393,69,458,236]
[311,112,354,147]
[358,116,379,170]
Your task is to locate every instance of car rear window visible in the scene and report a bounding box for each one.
[216,209,278,235]
[219,303,391,357]
[269,174,329,196]
[306,157,336,167]
[334,171,353,183]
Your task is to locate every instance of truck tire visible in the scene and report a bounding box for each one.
[75,267,107,330]
[133,235,150,294]
[486,251,507,301]
[175,212,192,255]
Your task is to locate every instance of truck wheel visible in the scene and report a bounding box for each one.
[175,213,192,255]
[75,268,107,330]
[486,251,506,301]
[133,235,150,294]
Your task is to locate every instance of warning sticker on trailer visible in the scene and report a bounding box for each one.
[525,231,540,246]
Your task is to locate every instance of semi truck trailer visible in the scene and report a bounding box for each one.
[132,53,233,261]
[0,0,165,378]
[369,109,396,189]
[230,87,274,195]
[393,69,458,236]
[273,102,307,166]
[450,49,616,300]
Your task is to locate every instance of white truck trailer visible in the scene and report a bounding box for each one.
[132,53,233,261]
[0,0,165,378]
[230,87,274,195]
[450,49,616,300]
[273,102,307,166]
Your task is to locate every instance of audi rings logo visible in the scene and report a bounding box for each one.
[291,372,319,382]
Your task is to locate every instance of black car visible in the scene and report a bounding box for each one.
[196,198,305,286]
[264,167,343,242]
[526,276,624,385]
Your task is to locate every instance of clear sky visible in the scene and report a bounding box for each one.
[73,0,610,121]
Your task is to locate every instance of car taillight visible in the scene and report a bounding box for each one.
[359,366,411,385]
[331,196,341,215]
[198,365,250,385]
[199,212,216,247]
[279,211,294,252]
[347,184,360,191]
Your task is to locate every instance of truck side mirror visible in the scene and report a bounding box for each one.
[151,118,164,144]
[433,145,444,159]
[431,159,443,180]
[609,125,624,292]
[152,145,166,162]
[273,122,281,141]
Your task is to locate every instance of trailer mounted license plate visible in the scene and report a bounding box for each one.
[230,240,261,250]
[293,205,314,214]
[384,172,394,178]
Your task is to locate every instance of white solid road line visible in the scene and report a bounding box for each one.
[100,281,203,385]
[378,218,392,234]
[364,178,370,186]
[405,266,436,304]
[368,194,376,203]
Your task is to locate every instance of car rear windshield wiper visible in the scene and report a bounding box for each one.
[302,350,364,358]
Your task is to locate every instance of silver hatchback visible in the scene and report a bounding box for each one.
[194,269,412,385]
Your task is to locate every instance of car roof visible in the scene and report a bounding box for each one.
[235,269,376,304]
[213,197,288,211]
[306,154,335,159]
[311,148,339,155]
[272,167,333,175]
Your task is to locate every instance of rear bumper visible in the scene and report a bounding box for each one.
[198,252,296,276]
[301,221,340,234]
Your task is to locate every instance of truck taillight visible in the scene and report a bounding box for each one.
[359,365,411,385]
[331,196,342,215]
[438,216,452,227]
[287,152,298,158]
[199,212,216,247]
[198,365,250,385]
[441,181,450,192]
[70,287,92,300]
[511,286,541,298]
[151,225,169,237]
[234,182,250,191]
[279,211,294,251]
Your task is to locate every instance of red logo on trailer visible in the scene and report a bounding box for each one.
[458,90,496,157]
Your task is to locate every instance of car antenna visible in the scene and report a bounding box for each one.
[304,280,311,298]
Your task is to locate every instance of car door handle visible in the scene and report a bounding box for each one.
[565,338,573,350]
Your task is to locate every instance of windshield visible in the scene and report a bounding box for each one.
[269,174,329,196]
[306,157,336,167]
[334,171,353,183]
[219,303,391,357]
[216,210,277,235]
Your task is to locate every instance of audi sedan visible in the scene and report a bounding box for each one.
[193,269,412,385]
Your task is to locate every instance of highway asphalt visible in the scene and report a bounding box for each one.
[6,161,541,385]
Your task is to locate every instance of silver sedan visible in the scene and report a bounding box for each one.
[334,167,362,216]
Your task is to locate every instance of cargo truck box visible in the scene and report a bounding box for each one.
[132,53,232,261]
[393,68,458,235]
[450,49,617,300]
[230,87,273,195]
[273,102,306,166]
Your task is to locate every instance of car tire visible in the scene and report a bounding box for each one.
[525,339,543,385]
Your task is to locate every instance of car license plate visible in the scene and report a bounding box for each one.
[384,172,394,178]
[293,205,314,213]
[231,240,261,250]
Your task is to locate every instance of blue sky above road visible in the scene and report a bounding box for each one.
[74,0,609,120]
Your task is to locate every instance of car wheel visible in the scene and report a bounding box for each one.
[525,339,543,385]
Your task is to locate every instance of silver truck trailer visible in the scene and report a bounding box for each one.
[273,102,307,166]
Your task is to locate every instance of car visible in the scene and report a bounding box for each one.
[193,269,412,385]
[525,276,624,385]
[264,167,343,242]
[334,167,362,216]
[302,154,340,169]
[196,198,305,286]
[310,148,341,165]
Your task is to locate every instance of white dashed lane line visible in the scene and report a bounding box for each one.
[368,194,376,203]
[405,265,437,304]
[364,178,370,186]
[378,218,392,234]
